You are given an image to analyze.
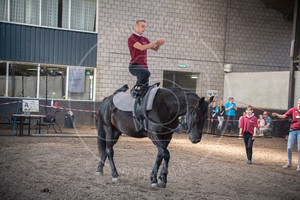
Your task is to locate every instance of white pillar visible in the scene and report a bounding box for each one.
[93,68,96,101]
[7,0,10,21]
[37,64,40,98]
[68,0,71,29]
[65,66,69,99]
[39,0,42,25]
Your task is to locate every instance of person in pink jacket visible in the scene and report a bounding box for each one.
[239,106,258,165]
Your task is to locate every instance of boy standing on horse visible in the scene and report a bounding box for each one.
[128,20,165,96]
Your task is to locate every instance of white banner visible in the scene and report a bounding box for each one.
[69,67,85,93]
[23,100,39,112]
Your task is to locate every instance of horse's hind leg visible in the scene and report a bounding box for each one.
[104,126,121,181]
[151,148,164,187]
[96,124,107,175]
[96,137,107,175]
[151,135,171,188]
[151,137,171,188]
[158,148,170,188]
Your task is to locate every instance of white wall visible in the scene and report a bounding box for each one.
[224,71,290,110]
[96,0,292,100]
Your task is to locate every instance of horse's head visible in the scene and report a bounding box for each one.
[186,96,214,144]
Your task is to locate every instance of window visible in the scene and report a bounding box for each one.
[0,63,6,96]
[68,67,94,100]
[10,0,39,25]
[41,0,69,28]
[163,71,198,92]
[2,0,97,32]
[8,63,38,98]
[61,0,69,28]
[0,0,8,21]
[0,62,95,100]
[39,66,67,99]
[41,0,59,27]
[71,0,96,32]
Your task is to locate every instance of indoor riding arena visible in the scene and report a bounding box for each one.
[0,133,299,199]
[0,0,300,199]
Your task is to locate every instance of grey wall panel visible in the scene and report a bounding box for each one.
[0,22,97,67]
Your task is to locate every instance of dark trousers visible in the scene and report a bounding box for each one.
[129,63,151,87]
[209,118,217,134]
[226,115,237,133]
[244,132,254,161]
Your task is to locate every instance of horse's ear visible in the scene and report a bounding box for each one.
[209,96,214,104]
[198,97,205,107]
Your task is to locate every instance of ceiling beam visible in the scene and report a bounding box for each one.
[265,0,294,9]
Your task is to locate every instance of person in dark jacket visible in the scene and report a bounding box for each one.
[208,101,217,134]
[215,100,225,134]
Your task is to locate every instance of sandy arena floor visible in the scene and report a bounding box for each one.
[0,133,299,200]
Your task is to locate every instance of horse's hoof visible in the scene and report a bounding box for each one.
[112,177,118,182]
[95,171,103,176]
[151,183,158,188]
[158,178,166,188]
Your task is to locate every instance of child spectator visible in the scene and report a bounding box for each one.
[208,101,217,134]
[238,112,246,132]
[258,115,266,136]
[215,100,225,134]
[261,112,273,136]
[239,106,258,165]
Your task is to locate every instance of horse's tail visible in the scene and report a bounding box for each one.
[97,123,106,155]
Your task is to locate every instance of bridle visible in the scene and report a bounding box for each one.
[181,106,207,134]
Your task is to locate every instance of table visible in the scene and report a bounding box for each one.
[12,114,46,136]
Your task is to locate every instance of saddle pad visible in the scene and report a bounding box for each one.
[143,86,159,110]
[113,86,160,112]
[113,92,135,112]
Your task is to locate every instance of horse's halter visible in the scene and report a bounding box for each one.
[184,105,207,134]
[186,109,195,133]
[184,106,199,134]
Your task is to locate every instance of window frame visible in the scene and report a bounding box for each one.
[0,0,98,33]
[0,61,96,101]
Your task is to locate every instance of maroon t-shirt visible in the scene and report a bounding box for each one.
[239,115,258,135]
[285,107,300,130]
[128,33,151,69]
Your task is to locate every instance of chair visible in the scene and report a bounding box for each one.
[11,115,25,136]
[43,113,62,134]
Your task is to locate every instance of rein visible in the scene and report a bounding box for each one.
[178,107,195,127]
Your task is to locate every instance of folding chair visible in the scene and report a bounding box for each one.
[43,113,62,134]
[11,115,25,136]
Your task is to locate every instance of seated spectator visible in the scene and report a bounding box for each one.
[260,111,273,136]
[239,112,246,129]
[181,116,188,133]
[258,115,266,136]
[175,116,188,134]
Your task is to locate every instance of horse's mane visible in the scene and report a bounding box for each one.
[167,87,200,99]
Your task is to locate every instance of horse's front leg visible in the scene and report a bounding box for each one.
[151,148,164,188]
[158,148,170,188]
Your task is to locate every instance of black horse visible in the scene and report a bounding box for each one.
[96,87,213,188]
